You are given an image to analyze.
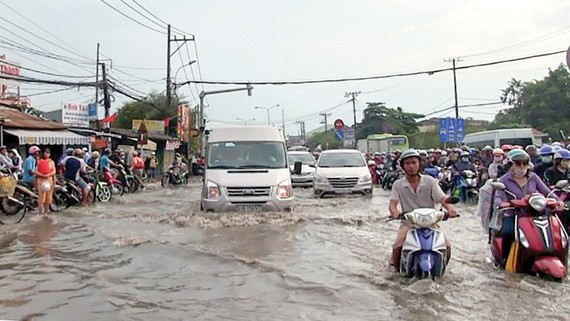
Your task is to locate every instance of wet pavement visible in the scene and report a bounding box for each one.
[1,180,570,320]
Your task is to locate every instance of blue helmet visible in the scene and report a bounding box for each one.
[539,145,554,156]
[554,149,570,160]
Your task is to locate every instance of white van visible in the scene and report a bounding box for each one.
[462,128,538,149]
[201,127,294,212]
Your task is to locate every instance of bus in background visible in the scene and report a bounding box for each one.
[356,133,409,154]
[461,128,538,149]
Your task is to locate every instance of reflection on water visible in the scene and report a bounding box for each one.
[0,184,569,320]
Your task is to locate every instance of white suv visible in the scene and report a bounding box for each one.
[312,149,373,198]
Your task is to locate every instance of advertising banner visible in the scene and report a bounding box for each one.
[62,102,89,127]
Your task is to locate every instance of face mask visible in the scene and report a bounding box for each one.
[512,167,527,178]
[494,156,503,163]
[461,157,469,162]
[542,156,553,163]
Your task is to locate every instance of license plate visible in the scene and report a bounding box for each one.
[335,188,352,194]
[235,204,263,212]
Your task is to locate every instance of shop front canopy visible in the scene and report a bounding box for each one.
[4,128,90,145]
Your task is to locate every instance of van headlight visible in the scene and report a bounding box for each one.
[206,180,220,200]
[277,180,292,199]
[359,174,372,183]
[314,175,328,184]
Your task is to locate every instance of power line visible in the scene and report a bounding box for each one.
[118,0,165,29]
[178,49,567,86]
[98,0,166,34]
[130,0,193,36]
[0,60,94,79]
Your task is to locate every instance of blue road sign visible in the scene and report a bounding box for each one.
[335,129,344,141]
[88,102,98,120]
[438,117,465,142]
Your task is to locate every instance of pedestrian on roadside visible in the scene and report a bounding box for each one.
[130,151,145,189]
[35,148,56,215]
[24,146,41,188]
[145,152,158,181]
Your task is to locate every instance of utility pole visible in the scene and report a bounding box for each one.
[95,43,100,129]
[345,91,360,136]
[296,121,306,144]
[166,25,195,111]
[444,58,462,119]
[282,108,285,138]
[101,63,111,118]
[320,112,332,150]
[166,25,171,112]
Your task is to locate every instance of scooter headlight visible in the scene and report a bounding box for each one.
[529,195,547,212]
[518,228,530,248]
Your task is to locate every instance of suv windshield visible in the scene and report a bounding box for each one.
[207,141,287,169]
[288,153,314,165]
[318,152,365,167]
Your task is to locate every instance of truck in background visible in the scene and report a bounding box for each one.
[356,134,409,154]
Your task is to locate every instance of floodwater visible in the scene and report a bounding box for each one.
[1,181,570,321]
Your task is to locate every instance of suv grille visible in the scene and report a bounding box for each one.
[226,186,271,197]
[327,177,358,188]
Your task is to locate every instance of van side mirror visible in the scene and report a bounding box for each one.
[491,181,506,191]
[556,180,569,190]
[293,161,302,175]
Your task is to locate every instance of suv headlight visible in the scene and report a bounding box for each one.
[314,175,328,184]
[277,179,292,199]
[206,180,220,200]
[359,174,372,183]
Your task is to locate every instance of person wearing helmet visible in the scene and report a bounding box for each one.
[534,145,555,180]
[418,150,429,172]
[525,145,540,165]
[488,148,505,180]
[451,151,477,201]
[88,151,100,170]
[389,149,458,271]
[23,145,41,187]
[552,142,562,148]
[501,145,513,154]
[0,145,17,171]
[99,147,121,178]
[446,148,462,167]
[62,149,91,206]
[544,149,570,188]
[130,150,145,189]
[480,146,494,169]
[495,149,563,266]
[431,149,443,167]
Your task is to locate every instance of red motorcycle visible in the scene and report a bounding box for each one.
[104,169,125,196]
[489,181,568,280]
[367,160,378,185]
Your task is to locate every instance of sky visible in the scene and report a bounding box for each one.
[1,0,569,137]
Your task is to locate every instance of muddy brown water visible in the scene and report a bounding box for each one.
[0,182,569,320]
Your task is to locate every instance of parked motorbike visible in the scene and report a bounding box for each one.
[161,165,189,187]
[388,197,459,279]
[0,168,26,223]
[488,181,568,280]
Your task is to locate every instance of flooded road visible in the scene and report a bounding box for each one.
[1,181,570,320]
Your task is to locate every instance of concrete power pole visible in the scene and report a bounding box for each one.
[166,25,171,112]
[320,112,332,149]
[345,91,360,137]
[444,58,462,119]
[101,63,110,118]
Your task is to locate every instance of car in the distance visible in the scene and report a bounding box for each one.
[312,149,373,198]
[288,151,316,187]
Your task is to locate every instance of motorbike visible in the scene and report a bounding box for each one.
[388,198,459,279]
[85,171,112,203]
[382,168,403,190]
[454,170,479,204]
[0,168,26,224]
[104,169,125,197]
[117,166,140,193]
[375,163,386,186]
[367,161,378,185]
[488,180,568,280]
[162,164,189,187]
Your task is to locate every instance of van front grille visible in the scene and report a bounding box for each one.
[226,186,271,197]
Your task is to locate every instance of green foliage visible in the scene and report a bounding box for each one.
[306,131,343,150]
[489,64,570,135]
[113,92,187,129]
[409,124,487,148]
[356,102,424,140]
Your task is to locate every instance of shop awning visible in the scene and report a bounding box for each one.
[68,128,123,139]
[4,129,90,145]
[129,137,157,151]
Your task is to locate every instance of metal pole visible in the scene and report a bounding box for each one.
[452,58,459,119]
[166,25,172,112]
[266,110,270,126]
[282,108,285,137]
[95,43,100,129]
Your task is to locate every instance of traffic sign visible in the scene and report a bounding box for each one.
[335,129,344,141]
[438,117,465,143]
[334,119,344,130]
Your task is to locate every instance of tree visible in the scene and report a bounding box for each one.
[306,131,342,150]
[356,102,424,139]
[113,91,186,129]
[489,64,570,136]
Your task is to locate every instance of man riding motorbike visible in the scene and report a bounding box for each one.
[389,149,458,271]
[534,145,555,181]
[451,151,477,200]
[544,149,570,188]
[494,149,563,266]
[488,148,505,180]
[63,149,91,206]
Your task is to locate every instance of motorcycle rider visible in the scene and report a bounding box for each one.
[171,153,184,182]
[480,146,494,169]
[87,151,100,171]
[431,149,443,167]
[130,151,145,189]
[9,148,23,172]
[494,149,563,266]
[451,151,477,199]
[63,149,91,206]
[544,149,570,188]
[0,145,19,172]
[100,148,121,179]
[389,149,458,271]
[488,148,505,180]
[534,145,555,181]
[446,148,461,167]
[525,145,540,166]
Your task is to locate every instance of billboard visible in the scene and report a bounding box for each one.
[177,104,191,142]
[132,119,165,134]
[0,55,20,87]
[62,102,89,127]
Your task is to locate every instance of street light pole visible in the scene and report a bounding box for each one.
[254,104,279,126]
[236,117,255,126]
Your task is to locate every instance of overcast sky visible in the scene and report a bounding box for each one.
[1,0,569,136]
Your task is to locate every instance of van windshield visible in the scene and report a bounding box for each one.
[318,152,365,167]
[207,141,287,169]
